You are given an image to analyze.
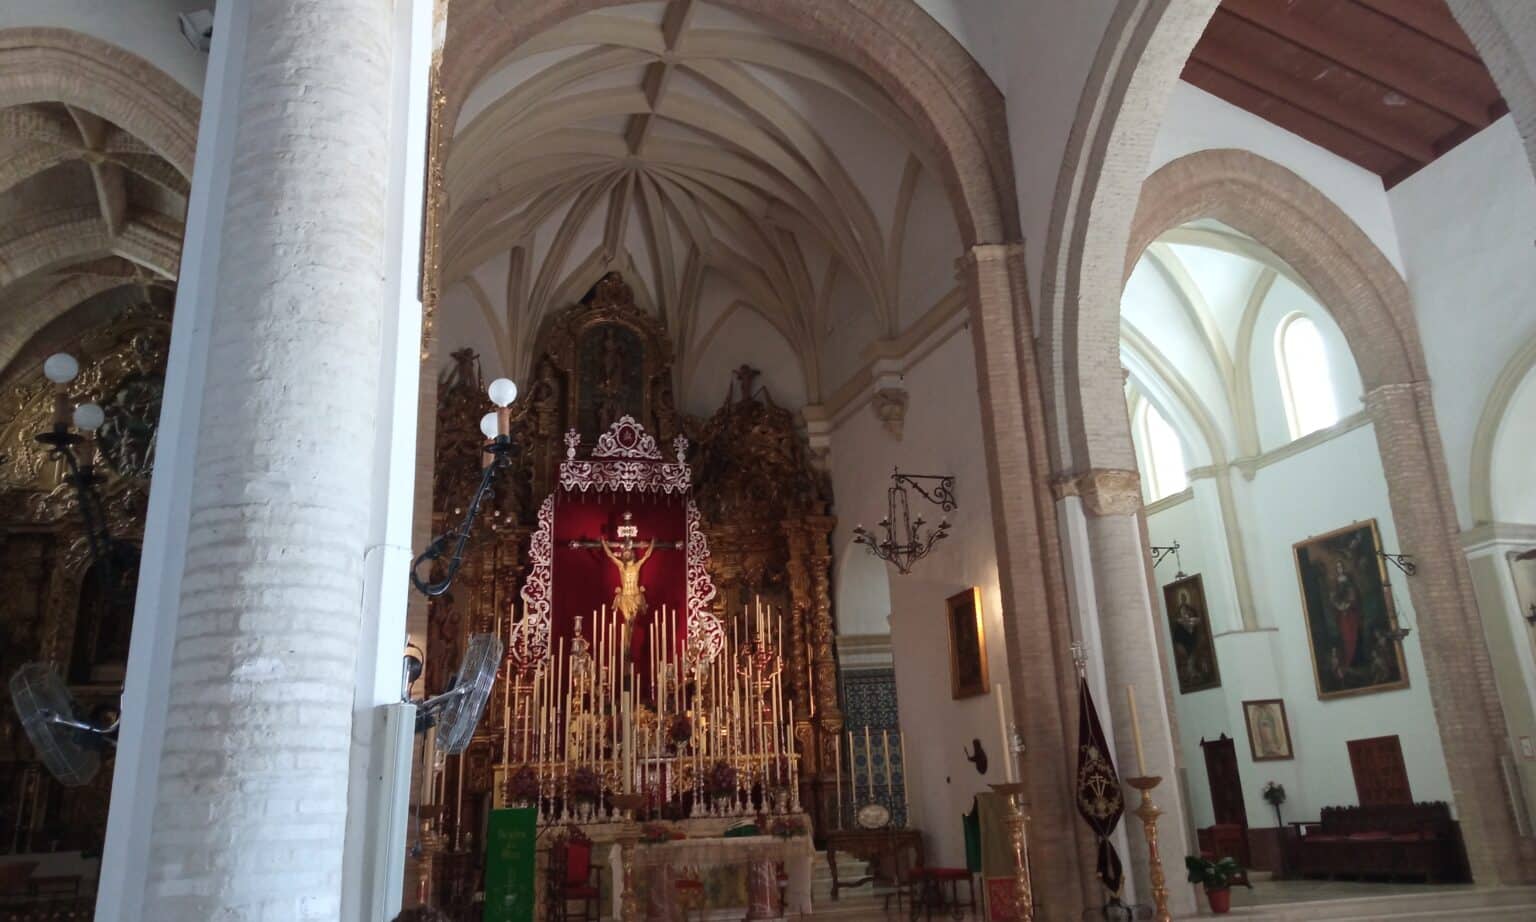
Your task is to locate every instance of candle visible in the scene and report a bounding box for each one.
[1126,684,1147,776]
[882,730,893,798]
[847,730,857,805]
[864,725,875,794]
[898,730,909,821]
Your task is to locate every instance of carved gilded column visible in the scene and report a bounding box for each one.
[803,514,841,727]
[781,519,819,825]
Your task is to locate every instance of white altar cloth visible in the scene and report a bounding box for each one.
[608,833,814,918]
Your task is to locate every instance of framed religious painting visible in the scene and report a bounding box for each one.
[1162,573,1221,694]
[1242,699,1294,762]
[946,587,989,699]
[1293,520,1409,700]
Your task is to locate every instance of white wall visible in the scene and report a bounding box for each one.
[827,327,1014,867]
[1146,423,1455,832]
[1152,82,1404,272]
[1388,115,1536,529]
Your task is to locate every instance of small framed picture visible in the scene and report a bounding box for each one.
[1243,699,1294,762]
[946,587,989,699]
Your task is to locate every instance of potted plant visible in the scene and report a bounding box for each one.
[1185,855,1250,914]
[1261,780,1286,827]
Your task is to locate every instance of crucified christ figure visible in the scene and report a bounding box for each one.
[602,536,655,625]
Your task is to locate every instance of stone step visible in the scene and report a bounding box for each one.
[1217,885,1536,921]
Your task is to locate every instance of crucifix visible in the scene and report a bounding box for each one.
[569,511,682,664]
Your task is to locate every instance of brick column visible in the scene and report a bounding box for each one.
[140,1,400,918]
[1367,382,1536,882]
[1055,470,1196,916]
[959,243,1097,915]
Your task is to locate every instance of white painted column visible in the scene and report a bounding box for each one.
[1462,524,1536,835]
[1056,472,1197,917]
[95,1,429,919]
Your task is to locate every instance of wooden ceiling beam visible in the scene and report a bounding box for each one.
[1217,2,1488,126]
[1352,0,1481,60]
[1182,59,1404,176]
[1190,37,1436,164]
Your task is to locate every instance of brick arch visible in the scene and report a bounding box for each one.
[1123,148,1536,884]
[0,28,199,176]
[440,0,1018,247]
[1128,149,1423,392]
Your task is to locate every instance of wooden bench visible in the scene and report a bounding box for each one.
[1285,802,1470,884]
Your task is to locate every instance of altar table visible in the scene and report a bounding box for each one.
[608,834,814,919]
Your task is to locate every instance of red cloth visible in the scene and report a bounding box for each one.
[551,490,687,695]
[564,841,592,885]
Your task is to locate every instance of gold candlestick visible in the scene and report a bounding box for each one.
[1126,775,1172,922]
[987,782,1034,922]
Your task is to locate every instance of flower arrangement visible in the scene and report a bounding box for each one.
[705,760,738,799]
[568,766,602,803]
[1261,781,1286,806]
[769,816,808,839]
[640,821,673,844]
[507,764,540,803]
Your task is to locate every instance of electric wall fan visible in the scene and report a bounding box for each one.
[8,663,118,786]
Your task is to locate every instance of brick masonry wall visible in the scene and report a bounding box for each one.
[141,1,396,919]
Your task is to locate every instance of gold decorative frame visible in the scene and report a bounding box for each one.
[1292,519,1409,700]
[946,587,989,699]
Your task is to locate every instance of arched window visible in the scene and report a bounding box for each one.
[1139,402,1188,501]
[1276,314,1340,439]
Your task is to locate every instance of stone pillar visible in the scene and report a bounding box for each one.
[1366,382,1536,881]
[1054,470,1196,917]
[959,243,1097,915]
[129,1,409,918]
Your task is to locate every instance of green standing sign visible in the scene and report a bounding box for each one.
[483,807,537,922]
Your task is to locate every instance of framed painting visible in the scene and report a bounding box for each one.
[1242,699,1294,762]
[946,587,989,699]
[1293,520,1409,700]
[1162,573,1221,694]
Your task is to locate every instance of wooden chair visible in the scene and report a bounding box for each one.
[547,831,601,922]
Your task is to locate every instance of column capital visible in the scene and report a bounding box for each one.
[955,240,1027,276]
[1052,468,1142,516]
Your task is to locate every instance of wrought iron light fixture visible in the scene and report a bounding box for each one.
[410,377,519,596]
[36,353,114,574]
[1378,551,1417,577]
[852,469,955,575]
[1377,548,1417,643]
[1149,541,1182,574]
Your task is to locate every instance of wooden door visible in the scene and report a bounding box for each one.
[1200,735,1250,865]
[1201,735,1248,827]
[1348,735,1412,806]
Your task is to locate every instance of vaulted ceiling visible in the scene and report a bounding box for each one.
[0,101,186,382]
[440,0,963,408]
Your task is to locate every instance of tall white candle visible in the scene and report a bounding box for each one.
[1126,684,1147,776]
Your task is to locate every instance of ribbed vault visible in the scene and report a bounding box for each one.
[442,0,965,405]
[0,30,194,380]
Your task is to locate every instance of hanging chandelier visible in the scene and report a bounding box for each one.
[852,469,956,575]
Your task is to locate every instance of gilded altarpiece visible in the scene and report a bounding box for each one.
[0,305,167,859]
[422,274,842,905]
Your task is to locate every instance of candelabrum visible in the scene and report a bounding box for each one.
[410,376,518,596]
[610,792,645,922]
[36,353,115,577]
[851,469,954,575]
[1125,775,1172,922]
[987,782,1034,922]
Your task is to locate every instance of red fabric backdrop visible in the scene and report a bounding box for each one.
[551,488,687,691]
